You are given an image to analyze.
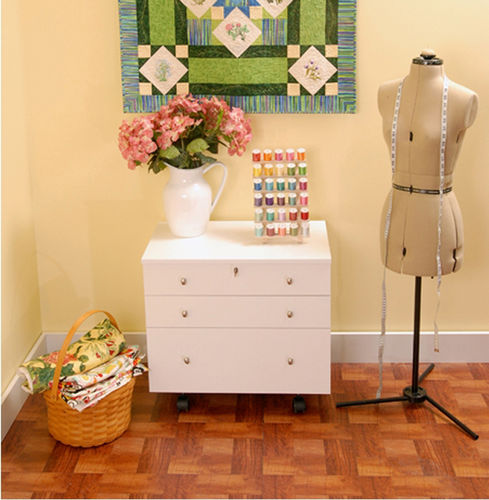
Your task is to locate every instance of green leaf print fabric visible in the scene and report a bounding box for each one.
[18,319,126,394]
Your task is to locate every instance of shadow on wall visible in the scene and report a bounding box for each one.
[87,200,160,332]
[36,250,91,331]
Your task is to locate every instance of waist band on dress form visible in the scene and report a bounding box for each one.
[392,183,452,195]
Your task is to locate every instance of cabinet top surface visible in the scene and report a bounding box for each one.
[142,221,331,263]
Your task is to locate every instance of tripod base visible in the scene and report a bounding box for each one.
[336,363,479,440]
[403,386,427,403]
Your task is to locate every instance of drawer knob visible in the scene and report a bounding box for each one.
[180,277,187,285]
[181,310,188,318]
[233,266,239,277]
[183,357,190,365]
[286,277,293,285]
[288,357,294,365]
[287,311,294,318]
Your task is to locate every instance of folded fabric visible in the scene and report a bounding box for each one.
[18,318,126,394]
[60,345,145,393]
[60,345,147,412]
[61,370,133,412]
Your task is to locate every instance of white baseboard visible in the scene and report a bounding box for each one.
[2,331,488,441]
[1,333,47,441]
[330,331,489,363]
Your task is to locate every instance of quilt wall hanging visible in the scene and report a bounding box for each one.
[118,0,356,113]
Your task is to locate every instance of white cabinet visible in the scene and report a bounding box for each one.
[141,221,331,401]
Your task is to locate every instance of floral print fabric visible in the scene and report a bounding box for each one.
[60,345,147,412]
[18,319,126,394]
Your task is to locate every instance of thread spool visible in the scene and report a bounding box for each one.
[266,208,275,221]
[264,163,274,176]
[288,193,297,205]
[278,208,286,221]
[265,193,274,206]
[278,223,286,236]
[254,208,263,222]
[276,178,285,191]
[252,149,261,162]
[301,221,310,236]
[277,193,286,206]
[300,207,309,220]
[254,223,264,237]
[297,148,306,161]
[266,223,275,236]
[275,163,285,176]
[290,222,299,236]
[287,163,296,176]
[288,177,297,190]
[265,178,274,191]
[298,162,307,175]
[285,149,295,161]
[263,149,272,161]
[299,192,308,206]
[253,178,262,191]
[289,207,298,221]
[254,193,263,206]
[274,149,283,161]
[299,177,308,190]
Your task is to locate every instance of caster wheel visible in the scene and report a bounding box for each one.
[177,394,189,412]
[292,395,306,414]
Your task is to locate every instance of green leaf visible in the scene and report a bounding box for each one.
[78,354,89,363]
[212,109,224,133]
[148,156,168,174]
[207,138,219,154]
[196,152,217,164]
[186,138,209,155]
[159,145,180,160]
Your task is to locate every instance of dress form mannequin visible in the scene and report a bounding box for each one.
[336,51,480,440]
[378,49,478,276]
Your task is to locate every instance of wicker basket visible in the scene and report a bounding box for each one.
[43,310,135,447]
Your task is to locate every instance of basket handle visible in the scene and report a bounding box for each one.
[50,310,120,399]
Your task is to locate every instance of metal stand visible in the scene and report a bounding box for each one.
[336,276,478,440]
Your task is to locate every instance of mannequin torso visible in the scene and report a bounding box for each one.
[378,52,478,276]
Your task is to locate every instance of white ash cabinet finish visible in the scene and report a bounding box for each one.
[143,262,330,296]
[145,296,331,329]
[146,329,329,394]
[142,221,331,395]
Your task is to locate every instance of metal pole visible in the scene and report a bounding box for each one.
[411,276,422,393]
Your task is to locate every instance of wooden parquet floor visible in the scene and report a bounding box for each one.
[2,363,489,499]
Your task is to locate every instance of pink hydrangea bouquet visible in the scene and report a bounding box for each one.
[118,94,252,172]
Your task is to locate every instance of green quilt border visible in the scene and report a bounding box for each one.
[118,0,356,113]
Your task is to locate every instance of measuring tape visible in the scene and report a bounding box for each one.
[377,76,448,397]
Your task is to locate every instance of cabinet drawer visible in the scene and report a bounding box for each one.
[142,262,330,296]
[144,295,330,329]
[146,328,330,394]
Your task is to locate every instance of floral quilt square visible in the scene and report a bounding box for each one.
[119,0,356,113]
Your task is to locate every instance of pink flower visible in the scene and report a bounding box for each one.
[219,105,252,156]
[167,94,201,115]
[118,94,252,171]
[118,116,157,169]
[225,23,233,31]
[200,96,231,131]
[153,112,196,149]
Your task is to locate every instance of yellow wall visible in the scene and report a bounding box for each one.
[1,1,43,392]
[2,0,489,386]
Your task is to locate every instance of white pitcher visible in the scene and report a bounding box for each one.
[163,163,228,237]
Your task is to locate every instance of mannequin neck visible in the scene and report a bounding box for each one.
[407,62,445,84]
